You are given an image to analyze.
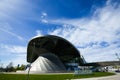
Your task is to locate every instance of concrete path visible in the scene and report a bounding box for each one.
[73,73,120,80]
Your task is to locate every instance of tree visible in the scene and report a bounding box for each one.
[16,64,26,70]
[20,64,26,70]
[0,60,4,72]
[6,62,15,72]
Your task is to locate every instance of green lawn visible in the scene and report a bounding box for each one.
[0,72,115,80]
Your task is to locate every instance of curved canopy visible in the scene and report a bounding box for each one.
[27,35,83,64]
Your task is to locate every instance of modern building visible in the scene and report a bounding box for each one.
[26,35,84,73]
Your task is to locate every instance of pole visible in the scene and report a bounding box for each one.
[26,42,35,80]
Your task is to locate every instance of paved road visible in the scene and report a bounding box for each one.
[73,73,120,80]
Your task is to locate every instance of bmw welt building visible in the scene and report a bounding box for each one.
[26,35,84,73]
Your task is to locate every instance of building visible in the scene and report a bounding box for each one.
[26,35,84,73]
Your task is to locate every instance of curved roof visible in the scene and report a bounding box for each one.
[27,35,83,64]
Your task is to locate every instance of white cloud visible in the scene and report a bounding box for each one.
[31,30,43,40]
[35,30,44,38]
[79,43,119,62]
[11,55,28,67]
[40,12,48,23]
[1,54,27,67]
[0,0,37,25]
[41,12,47,18]
[0,27,24,40]
[0,44,27,67]
[41,19,48,23]
[36,30,43,36]
[0,0,23,21]
[49,1,120,62]
[0,0,32,40]
[0,44,26,54]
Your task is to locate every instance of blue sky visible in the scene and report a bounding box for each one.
[0,0,120,67]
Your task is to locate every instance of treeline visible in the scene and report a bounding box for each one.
[0,62,29,72]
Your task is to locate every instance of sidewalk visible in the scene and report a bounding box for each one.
[73,73,120,80]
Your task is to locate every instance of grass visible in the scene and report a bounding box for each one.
[0,72,115,80]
